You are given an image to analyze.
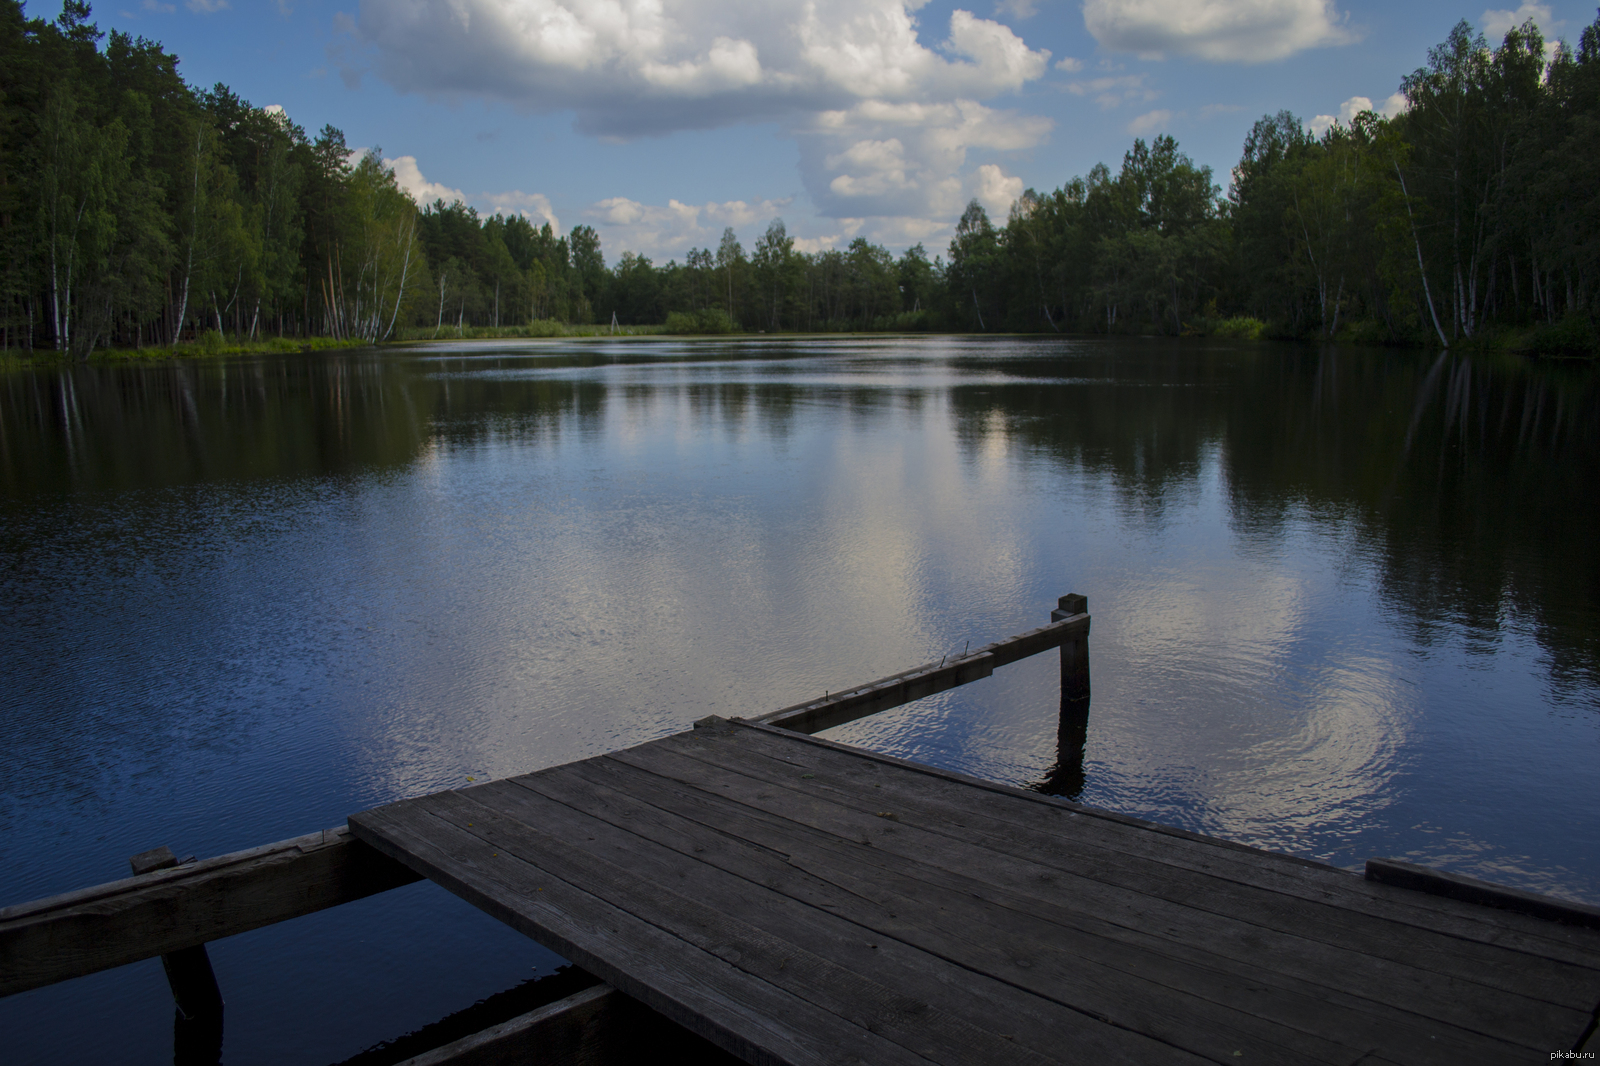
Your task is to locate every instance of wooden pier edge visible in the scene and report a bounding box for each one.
[0,825,420,997]
[1366,857,1600,929]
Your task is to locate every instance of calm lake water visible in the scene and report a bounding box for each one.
[2,336,1597,1063]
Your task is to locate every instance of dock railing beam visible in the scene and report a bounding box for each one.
[752,595,1091,736]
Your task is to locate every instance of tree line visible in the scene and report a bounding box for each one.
[3,1,1596,357]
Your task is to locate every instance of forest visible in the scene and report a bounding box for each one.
[2,0,1597,357]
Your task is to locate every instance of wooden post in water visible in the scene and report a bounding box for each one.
[129,846,224,1065]
[1052,593,1090,705]
[1034,593,1092,797]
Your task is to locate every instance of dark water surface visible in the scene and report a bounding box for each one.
[2,336,1597,1063]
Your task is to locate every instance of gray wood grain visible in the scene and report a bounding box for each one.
[476,775,1214,1066]
[350,799,937,1066]
[725,719,1600,969]
[611,729,1593,1044]
[526,751,1531,1066]
[348,720,1600,1065]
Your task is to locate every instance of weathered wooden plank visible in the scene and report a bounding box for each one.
[0,826,421,997]
[751,612,1089,736]
[480,774,1221,1066]
[612,729,1593,1045]
[1367,858,1600,929]
[538,751,1541,1065]
[727,719,1600,969]
[668,725,1600,1014]
[349,799,937,1066]
[509,756,1513,1066]
[418,786,1076,1066]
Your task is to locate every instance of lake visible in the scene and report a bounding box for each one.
[1,335,1596,1063]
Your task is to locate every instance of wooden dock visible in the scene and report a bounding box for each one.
[349,716,1600,1066]
[7,595,1600,1064]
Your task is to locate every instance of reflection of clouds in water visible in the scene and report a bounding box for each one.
[1206,656,1413,857]
[1086,516,1418,864]
[348,382,1039,802]
[1394,824,1597,905]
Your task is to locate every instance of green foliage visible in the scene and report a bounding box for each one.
[2,3,1595,354]
[1523,314,1599,357]
[664,308,735,334]
[1213,317,1267,340]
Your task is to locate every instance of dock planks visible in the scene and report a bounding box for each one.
[350,718,1600,1066]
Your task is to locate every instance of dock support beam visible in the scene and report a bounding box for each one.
[129,847,223,1065]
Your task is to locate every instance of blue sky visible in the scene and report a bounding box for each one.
[68,0,1595,261]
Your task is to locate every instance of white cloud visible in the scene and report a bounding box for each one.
[1127,108,1173,135]
[583,196,795,261]
[1307,92,1405,136]
[186,0,227,11]
[1083,0,1355,63]
[799,98,1051,220]
[973,163,1023,216]
[386,155,562,232]
[791,234,845,254]
[1054,56,1084,72]
[995,0,1038,16]
[484,191,562,231]
[356,1,1049,131]
[353,1,1052,229]
[1065,72,1159,109]
[141,0,175,11]
[1482,2,1552,42]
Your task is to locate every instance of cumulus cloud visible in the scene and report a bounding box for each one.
[1083,0,1355,62]
[1127,108,1172,135]
[1054,56,1084,72]
[798,99,1051,221]
[582,195,796,261]
[352,1,1053,230]
[1482,2,1553,43]
[995,0,1038,16]
[387,155,467,206]
[1307,92,1405,136]
[973,163,1023,216]
[484,191,562,231]
[356,0,1048,132]
[386,156,562,232]
[1065,72,1159,109]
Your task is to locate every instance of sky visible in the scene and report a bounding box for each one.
[62,0,1597,262]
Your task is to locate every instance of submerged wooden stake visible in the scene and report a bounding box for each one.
[129,845,224,1061]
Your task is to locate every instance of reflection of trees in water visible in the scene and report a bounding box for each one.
[0,353,439,496]
[1225,349,1598,705]
[947,347,1230,532]
[953,343,1600,709]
